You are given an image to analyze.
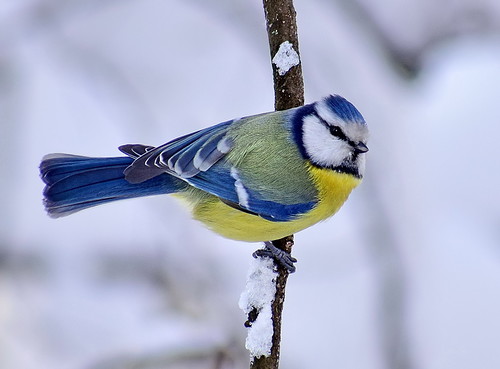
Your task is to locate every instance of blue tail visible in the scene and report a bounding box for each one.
[40,154,185,218]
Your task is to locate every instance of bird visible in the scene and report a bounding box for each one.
[40,95,368,271]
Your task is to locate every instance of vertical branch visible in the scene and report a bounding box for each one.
[263,0,304,110]
[245,1,304,368]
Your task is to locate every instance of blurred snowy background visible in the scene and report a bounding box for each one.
[1,0,500,368]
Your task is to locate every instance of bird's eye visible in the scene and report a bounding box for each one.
[329,125,345,139]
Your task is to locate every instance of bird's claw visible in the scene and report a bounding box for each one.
[253,241,297,273]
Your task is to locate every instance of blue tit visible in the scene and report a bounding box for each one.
[40,95,368,243]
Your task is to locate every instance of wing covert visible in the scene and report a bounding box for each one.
[123,119,234,184]
[184,165,317,222]
[121,114,318,221]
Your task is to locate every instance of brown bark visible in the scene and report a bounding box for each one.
[248,1,304,368]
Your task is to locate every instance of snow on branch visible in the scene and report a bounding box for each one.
[241,0,304,368]
[272,41,300,76]
[239,257,278,358]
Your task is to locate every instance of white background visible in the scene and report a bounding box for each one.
[1,0,500,368]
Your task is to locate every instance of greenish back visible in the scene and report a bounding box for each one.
[225,112,317,205]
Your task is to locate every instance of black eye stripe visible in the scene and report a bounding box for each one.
[311,112,363,149]
[329,125,347,140]
[312,112,348,141]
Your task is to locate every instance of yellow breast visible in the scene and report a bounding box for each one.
[179,164,361,242]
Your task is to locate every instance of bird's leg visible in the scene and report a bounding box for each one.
[253,240,297,273]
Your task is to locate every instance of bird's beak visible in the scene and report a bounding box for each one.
[354,142,369,154]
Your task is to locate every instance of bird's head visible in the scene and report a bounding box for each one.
[291,95,369,178]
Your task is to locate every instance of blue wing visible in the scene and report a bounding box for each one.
[122,118,317,222]
[185,165,316,221]
[122,119,234,183]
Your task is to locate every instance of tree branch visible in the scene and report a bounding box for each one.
[263,0,304,110]
[243,1,304,368]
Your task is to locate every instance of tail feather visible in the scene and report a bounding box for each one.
[41,154,132,184]
[40,154,184,218]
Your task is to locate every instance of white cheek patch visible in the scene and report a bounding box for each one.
[302,115,351,168]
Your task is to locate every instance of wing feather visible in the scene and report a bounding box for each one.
[123,120,233,183]
[121,113,318,222]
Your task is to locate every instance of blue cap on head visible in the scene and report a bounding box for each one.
[324,95,365,124]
